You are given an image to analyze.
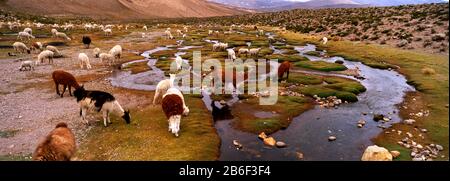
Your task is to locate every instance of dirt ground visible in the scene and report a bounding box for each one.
[0,31,161,158]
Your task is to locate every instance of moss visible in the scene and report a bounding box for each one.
[266,54,309,63]
[304,51,322,57]
[295,61,348,72]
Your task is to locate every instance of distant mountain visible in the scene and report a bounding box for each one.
[210,0,448,9]
[0,0,248,20]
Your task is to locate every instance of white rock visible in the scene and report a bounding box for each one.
[361,145,393,161]
[403,119,416,125]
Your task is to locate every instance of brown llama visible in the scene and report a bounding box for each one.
[32,122,76,161]
[52,70,81,97]
[278,61,292,82]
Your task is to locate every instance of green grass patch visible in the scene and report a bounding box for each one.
[295,61,348,72]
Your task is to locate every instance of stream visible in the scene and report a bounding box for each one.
[109,37,415,161]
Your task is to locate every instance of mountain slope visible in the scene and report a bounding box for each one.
[1,0,247,19]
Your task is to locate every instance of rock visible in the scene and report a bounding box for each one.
[335,60,344,64]
[403,119,416,125]
[357,124,363,128]
[373,114,384,122]
[436,145,444,151]
[411,151,417,157]
[397,39,409,47]
[276,141,287,148]
[361,145,393,161]
[412,157,424,161]
[263,137,276,146]
[416,144,423,149]
[390,151,401,158]
[420,129,428,133]
[406,132,413,138]
[358,119,366,125]
[328,136,337,141]
[258,132,268,140]
[296,152,304,160]
[446,104,449,108]
[233,140,243,149]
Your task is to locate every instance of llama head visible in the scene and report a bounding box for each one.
[169,73,176,80]
[122,110,131,124]
[73,85,86,102]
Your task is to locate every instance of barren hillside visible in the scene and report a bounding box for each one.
[0,0,247,19]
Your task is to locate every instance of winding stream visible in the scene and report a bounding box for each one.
[109,37,415,161]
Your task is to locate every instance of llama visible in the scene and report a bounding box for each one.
[32,122,76,161]
[17,32,35,41]
[143,25,148,31]
[174,56,183,71]
[278,61,292,82]
[78,53,92,70]
[46,45,61,56]
[153,74,176,105]
[165,30,174,39]
[93,48,101,58]
[55,32,71,41]
[51,29,58,37]
[249,48,261,57]
[23,27,32,35]
[227,48,236,60]
[19,60,35,71]
[162,87,189,137]
[238,48,249,56]
[82,36,91,49]
[104,28,112,36]
[52,70,81,97]
[37,50,54,65]
[99,53,114,65]
[74,86,131,127]
[109,45,122,61]
[12,42,31,54]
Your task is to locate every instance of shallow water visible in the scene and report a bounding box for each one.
[109,40,415,160]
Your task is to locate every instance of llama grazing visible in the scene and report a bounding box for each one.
[104,28,112,36]
[19,60,35,71]
[12,42,31,54]
[238,48,249,56]
[46,45,61,56]
[227,48,236,60]
[55,32,71,41]
[93,48,101,58]
[176,29,183,36]
[162,87,189,137]
[32,122,76,161]
[249,48,261,57]
[23,27,32,35]
[37,50,54,65]
[208,30,213,36]
[174,56,183,71]
[109,45,122,61]
[165,30,174,39]
[82,36,91,49]
[153,74,176,105]
[78,53,92,70]
[278,61,292,82]
[17,31,35,41]
[212,42,228,51]
[52,70,81,97]
[99,53,114,65]
[51,29,58,37]
[143,25,148,31]
[74,86,131,127]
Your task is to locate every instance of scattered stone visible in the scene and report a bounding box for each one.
[390,151,401,158]
[258,132,268,140]
[276,141,287,148]
[263,137,276,147]
[403,119,416,125]
[373,114,385,122]
[406,132,413,138]
[335,60,344,64]
[233,140,243,150]
[328,136,337,141]
[358,119,366,125]
[357,124,363,128]
[361,145,393,161]
[436,145,444,151]
[420,129,428,133]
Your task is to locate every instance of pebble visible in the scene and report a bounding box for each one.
[390,151,401,158]
[276,141,287,148]
[233,140,243,150]
[296,152,304,160]
[403,119,416,125]
[420,129,428,133]
[328,136,337,141]
[358,119,366,125]
[357,124,363,128]
[436,145,444,151]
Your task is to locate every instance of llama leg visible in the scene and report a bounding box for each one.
[61,84,67,97]
[102,111,108,127]
[68,86,72,96]
[81,108,89,125]
[153,91,160,105]
[55,83,60,95]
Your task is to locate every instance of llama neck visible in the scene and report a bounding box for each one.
[113,101,125,116]
[169,77,175,88]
